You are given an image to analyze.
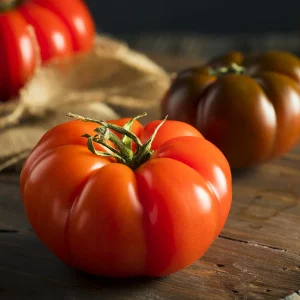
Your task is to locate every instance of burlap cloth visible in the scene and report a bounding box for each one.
[0,35,171,172]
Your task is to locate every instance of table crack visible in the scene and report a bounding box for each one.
[219,235,288,252]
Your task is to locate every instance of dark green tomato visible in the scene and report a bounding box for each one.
[162,51,300,168]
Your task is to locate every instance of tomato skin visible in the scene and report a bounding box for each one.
[20,118,142,198]
[153,136,231,236]
[67,163,147,277]
[0,11,36,101]
[20,120,107,198]
[0,0,95,101]
[20,118,232,277]
[135,157,220,276]
[31,0,95,52]
[162,51,300,168]
[23,145,110,263]
[140,120,203,149]
[18,3,73,61]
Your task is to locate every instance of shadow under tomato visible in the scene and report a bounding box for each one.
[70,267,166,296]
[231,166,257,180]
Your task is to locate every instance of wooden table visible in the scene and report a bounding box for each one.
[1,54,300,300]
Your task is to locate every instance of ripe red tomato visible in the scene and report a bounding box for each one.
[20,114,232,277]
[0,0,95,101]
[162,51,300,168]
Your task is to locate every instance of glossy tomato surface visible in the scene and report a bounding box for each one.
[162,51,300,168]
[20,117,232,277]
[0,0,95,101]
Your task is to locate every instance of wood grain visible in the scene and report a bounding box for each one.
[0,220,299,300]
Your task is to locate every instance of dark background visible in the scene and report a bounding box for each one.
[84,0,300,58]
[85,0,300,35]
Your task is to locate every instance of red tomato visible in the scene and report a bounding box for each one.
[20,115,232,277]
[0,0,95,101]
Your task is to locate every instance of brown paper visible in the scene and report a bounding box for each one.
[0,35,170,172]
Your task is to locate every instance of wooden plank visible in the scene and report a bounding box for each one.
[131,34,300,62]
[1,148,300,298]
[146,52,204,73]
[0,181,30,232]
[0,173,21,186]
[0,230,299,300]
[221,144,300,254]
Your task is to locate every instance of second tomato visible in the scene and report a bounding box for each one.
[162,51,300,168]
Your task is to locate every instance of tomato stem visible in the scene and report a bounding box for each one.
[208,63,245,76]
[0,0,22,11]
[66,112,168,170]
[95,126,134,163]
[100,120,143,150]
[122,113,147,148]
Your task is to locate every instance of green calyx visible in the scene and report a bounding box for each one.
[0,0,23,11]
[208,62,245,77]
[66,112,167,170]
